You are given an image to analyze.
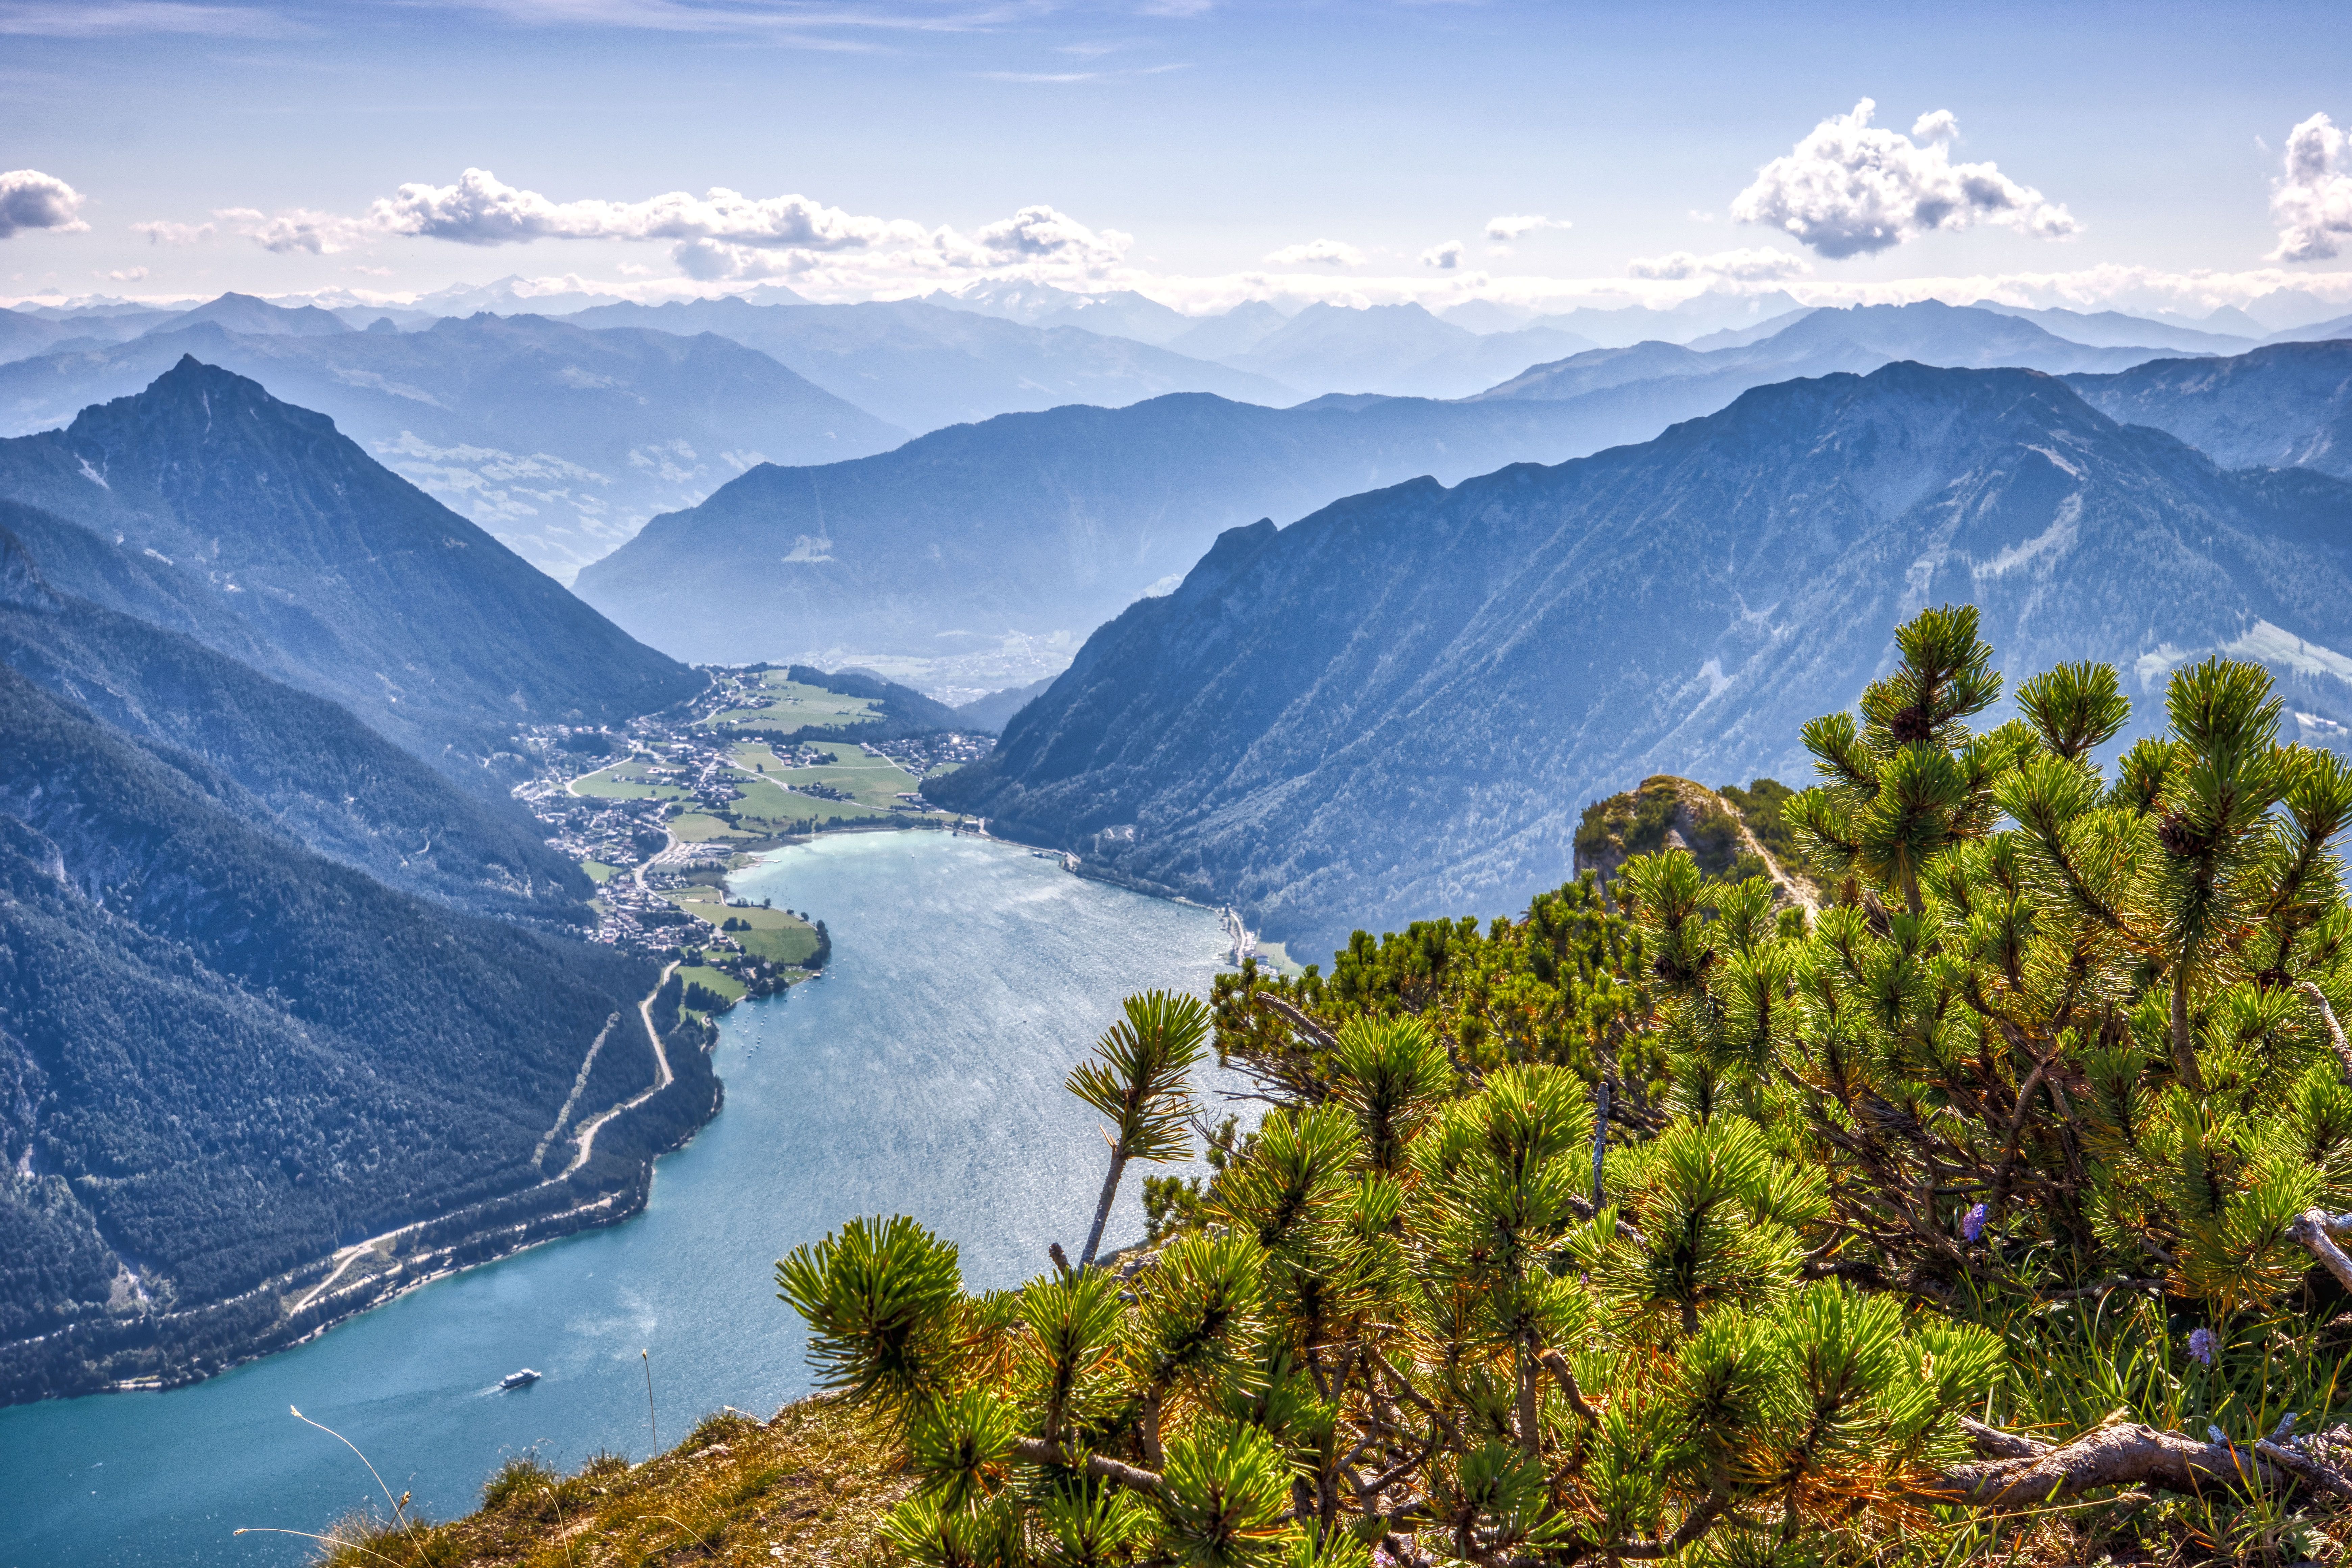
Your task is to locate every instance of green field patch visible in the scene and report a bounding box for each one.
[706,747,909,827]
[706,676,883,733]
[715,905,820,966]
[572,760,692,801]
[677,960,746,1004]
[663,884,820,968]
[670,811,758,843]
[771,746,927,810]
[582,859,617,883]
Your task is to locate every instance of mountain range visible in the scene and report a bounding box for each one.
[0,304,905,580]
[577,300,2246,677]
[1477,300,2183,402]
[571,389,1706,666]
[930,362,2352,959]
[563,295,1295,435]
[1218,301,1601,399]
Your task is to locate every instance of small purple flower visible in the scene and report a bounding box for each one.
[1961,1202,1989,1243]
[2188,1327,2218,1366]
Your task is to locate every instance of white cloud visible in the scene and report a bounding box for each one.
[1910,109,1958,143]
[1626,246,1810,283]
[1730,99,2079,259]
[1263,238,1365,267]
[0,2,292,36]
[356,168,1130,284]
[0,169,87,240]
[216,205,375,255]
[1484,214,1568,241]
[97,266,148,282]
[2271,112,2352,263]
[371,168,919,249]
[1421,239,1463,270]
[132,219,216,246]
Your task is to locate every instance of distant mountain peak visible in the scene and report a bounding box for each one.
[143,291,353,340]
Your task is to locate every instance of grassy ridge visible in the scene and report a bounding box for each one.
[313,1397,908,1568]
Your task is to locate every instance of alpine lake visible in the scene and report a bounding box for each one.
[0,831,1239,1567]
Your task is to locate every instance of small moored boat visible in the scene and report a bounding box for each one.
[499,1368,541,1390]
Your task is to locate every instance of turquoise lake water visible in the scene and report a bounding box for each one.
[0,831,1232,1567]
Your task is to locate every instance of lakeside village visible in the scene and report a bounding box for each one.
[508,664,1286,1000]
[507,665,996,1013]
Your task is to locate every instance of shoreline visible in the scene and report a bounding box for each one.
[0,827,1236,1411]
[0,1114,704,1408]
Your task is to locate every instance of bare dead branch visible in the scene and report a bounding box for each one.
[2300,982,2352,1085]
[1012,1437,1163,1497]
[1958,1415,2049,1460]
[1536,1347,1603,1426]
[1258,993,1338,1050]
[1919,1418,2290,1508]
[2289,1209,2352,1295]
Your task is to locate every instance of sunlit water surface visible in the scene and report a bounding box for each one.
[0,831,1230,1567]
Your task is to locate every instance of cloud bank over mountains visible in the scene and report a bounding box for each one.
[11,100,2352,326]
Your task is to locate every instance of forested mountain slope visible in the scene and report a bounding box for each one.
[574,390,1710,664]
[2066,339,2352,478]
[931,363,2352,956]
[0,358,703,775]
[0,662,709,1400]
[565,296,1295,435]
[0,521,584,921]
[0,315,905,579]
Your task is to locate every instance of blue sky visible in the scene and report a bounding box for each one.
[5,0,2351,317]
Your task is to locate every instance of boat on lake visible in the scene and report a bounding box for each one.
[499,1369,541,1390]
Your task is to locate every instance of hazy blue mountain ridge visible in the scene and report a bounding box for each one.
[956,675,1057,732]
[1218,300,1600,399]
[573,389,1725,664]
[1478,300,2182,402]
[2067,339,2352,479]
[142,291,352,339]
[564,295,1295,435]
[930,363,2352,958]
[0,311,906,579]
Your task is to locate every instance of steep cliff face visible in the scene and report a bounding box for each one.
[934,363,2352,958]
